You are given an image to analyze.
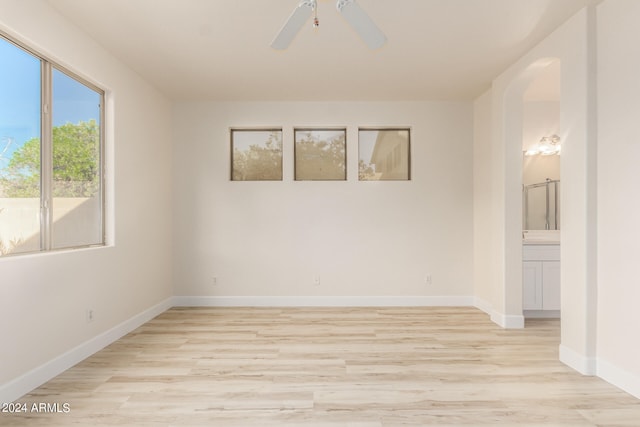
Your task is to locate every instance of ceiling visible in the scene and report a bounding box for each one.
[46,0,594,102]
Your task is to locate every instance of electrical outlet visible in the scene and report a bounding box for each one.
[86,309,95,323]
[424,274,432,285]
[313,276,321,286]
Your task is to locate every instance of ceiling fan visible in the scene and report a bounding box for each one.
[271,0,387,50]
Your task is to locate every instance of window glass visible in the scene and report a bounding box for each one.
[231,129,283,181]
[0,38,42,255]
[359,129,410,181]
[294,129,346,181]
[51,68,103,248]
[0,34,104,256]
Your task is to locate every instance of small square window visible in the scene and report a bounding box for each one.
[230,129,283,181]
[359,128,410,181]
[294,128,346,181]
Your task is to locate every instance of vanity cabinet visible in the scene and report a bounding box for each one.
[523,244,560,314]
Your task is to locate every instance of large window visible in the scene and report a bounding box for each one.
[0,34,104,256]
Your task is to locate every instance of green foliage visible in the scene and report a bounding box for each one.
[1,136,41,197]
[0,120,99,197]
[358,159,376,180]
[295,132,345,180]
[232,132,283,181]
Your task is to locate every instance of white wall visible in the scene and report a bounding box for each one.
[0,0,173,401]
[523,156,560,187]
[473,90,502,318]
[172,101,473,303]
[522,101,560,155]
[473,7,598,362]
[596,0,640,399]
[473,1,640,399]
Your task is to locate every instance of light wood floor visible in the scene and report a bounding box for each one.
[3,307,640,426]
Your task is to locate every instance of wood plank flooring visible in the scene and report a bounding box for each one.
[2,307,640,426]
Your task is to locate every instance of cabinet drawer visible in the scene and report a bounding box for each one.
[523,244,560,261]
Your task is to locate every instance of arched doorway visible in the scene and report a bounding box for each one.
[521,60,562,319]
[486,8,597,375]
[502,57,562,326]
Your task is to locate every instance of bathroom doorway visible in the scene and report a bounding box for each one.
[521,59,561,320]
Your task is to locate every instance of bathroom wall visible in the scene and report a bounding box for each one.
[522,101,561,186]
[522,100,561,230]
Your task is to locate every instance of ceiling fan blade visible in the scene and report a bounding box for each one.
[271,0,316,50]
[337,0,387,50]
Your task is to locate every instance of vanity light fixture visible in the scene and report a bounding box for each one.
[525,134,561,156]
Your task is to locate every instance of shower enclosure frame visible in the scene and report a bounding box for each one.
[523,178,560,230]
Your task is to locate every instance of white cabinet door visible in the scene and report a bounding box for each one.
[523,261,543,310]
[542,261,561,310]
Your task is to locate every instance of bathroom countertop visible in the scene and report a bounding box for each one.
[523,240,560,245]
[522,230,560,245]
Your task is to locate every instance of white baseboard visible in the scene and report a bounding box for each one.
[597,358,640,399]
[0,297,173,404]
[559,344,597,375]
[473,296,494,317]
[172,295,475,307]
[492,312,525,329]
[523,310,561,319]
[473,297,525,329]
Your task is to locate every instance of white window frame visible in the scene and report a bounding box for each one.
[0,31,106,256]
